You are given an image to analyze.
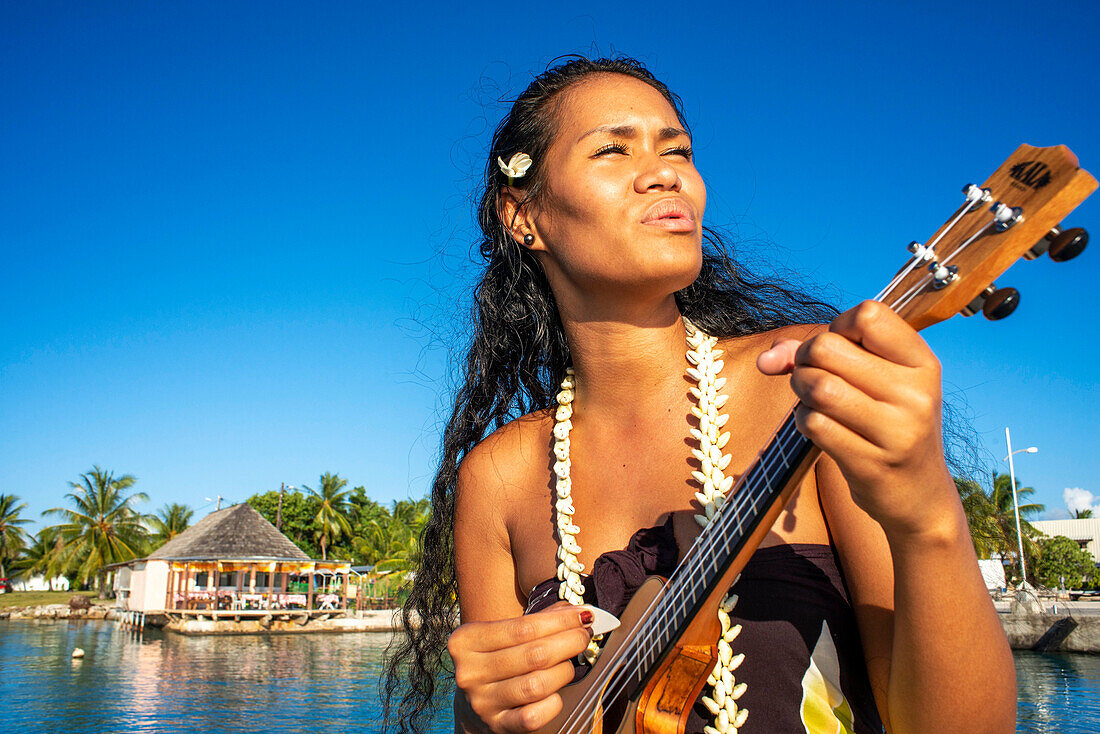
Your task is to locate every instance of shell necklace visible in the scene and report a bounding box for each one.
[551,317,749,734]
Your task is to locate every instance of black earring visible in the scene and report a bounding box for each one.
[523,233,535,246]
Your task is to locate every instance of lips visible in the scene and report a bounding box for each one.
[640,198,696,232]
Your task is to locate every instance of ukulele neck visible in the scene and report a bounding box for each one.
[625,410,817,695]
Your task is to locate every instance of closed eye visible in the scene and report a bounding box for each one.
[662,146,693,161]
[593,142,629,157]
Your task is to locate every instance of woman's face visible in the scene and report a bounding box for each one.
[523,74,707,304]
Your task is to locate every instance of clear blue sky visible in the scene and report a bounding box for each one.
[3,1,1098,531]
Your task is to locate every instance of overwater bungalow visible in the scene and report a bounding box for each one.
[113,503,354,624]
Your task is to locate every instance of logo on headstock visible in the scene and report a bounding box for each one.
[1009,161,1052,190]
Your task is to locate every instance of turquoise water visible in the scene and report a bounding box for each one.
[0,619,1096,733]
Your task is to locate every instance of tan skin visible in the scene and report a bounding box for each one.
[447,74,1016,734]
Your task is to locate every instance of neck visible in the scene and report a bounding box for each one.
[561,295,690,421]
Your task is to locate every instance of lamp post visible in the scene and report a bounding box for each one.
[1003,427,1038,588]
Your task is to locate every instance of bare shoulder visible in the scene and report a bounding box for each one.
[455,411,553,546]
[454,411,554,621]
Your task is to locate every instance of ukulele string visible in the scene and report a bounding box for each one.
[888,219,995,314]
[557,428,795,734]
[873,197,983,303]
[559,420,806,734]
[563,426,801,734]
[556,420,802,732]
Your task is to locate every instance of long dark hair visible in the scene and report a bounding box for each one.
[381,56,839,734]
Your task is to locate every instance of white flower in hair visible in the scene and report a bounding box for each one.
[498,152,533,183]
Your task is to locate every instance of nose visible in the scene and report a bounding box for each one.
[634,152,680,193]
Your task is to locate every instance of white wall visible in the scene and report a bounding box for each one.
[129,561,147,611]
[142,560,169,612]
[978,559,1006,590]
[12,575,70,592]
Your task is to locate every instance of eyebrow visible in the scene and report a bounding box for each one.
[577,124,690,143]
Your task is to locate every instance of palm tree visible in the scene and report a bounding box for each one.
[370,498,430,577]
[959,473,1044,583]
[15,528,65,589]
[956,478,1000,559]
[305,472,352,561]
[0,494,32,580]
[43,467,149,597]
[147,503,194,549]
[1073,508,1094,519]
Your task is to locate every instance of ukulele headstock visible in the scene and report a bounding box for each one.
[882,144,1096,331]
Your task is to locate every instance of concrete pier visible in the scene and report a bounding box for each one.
[162,609,404,635]
[1000,612,1100,653]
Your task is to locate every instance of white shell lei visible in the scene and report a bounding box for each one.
[550,317,749,732]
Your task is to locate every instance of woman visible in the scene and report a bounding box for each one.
[383,57,1015,734]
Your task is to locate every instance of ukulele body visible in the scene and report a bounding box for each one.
[543,443,817,734]
[545,577,725,734]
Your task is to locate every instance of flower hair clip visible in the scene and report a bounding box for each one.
[498,152,533,185]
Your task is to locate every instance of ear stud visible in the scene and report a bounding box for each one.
[523,233,535,246]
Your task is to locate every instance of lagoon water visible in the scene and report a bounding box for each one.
[0,619,1096,733]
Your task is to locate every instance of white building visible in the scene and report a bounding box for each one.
[1031,518,1100,564]
[12,575,70,592]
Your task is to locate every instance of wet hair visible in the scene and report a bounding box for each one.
[381,56,839,733]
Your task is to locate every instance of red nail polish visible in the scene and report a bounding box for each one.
[580,610,594,625]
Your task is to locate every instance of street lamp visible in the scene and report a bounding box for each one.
[1003,427,1038,588]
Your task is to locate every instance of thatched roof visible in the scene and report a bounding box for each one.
[149,503,310,561]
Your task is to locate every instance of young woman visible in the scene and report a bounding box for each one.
[383,57,1015,734]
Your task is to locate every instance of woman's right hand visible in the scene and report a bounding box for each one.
[449,604,595,733]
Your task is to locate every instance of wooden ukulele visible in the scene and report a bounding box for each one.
[542,144,1096,734]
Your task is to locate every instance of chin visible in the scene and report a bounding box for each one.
[623,248,702,297]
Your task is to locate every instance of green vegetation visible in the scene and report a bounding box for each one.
[0,590,97,610]
[0,494,32,580]
[956,473,1046,584]
[956,472,1100,589]
[9,466,429,602]
[357,497,429,579]
[148,503,194,546]
[306,472,353,561]
[9,470,197,598]
[246,481,429,576]
[1033,535,1095,590]
[1074,508,1094,519]
[43,467,150,598]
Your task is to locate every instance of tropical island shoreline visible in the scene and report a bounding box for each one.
[4,593,1100,651]
[0,599,407,634]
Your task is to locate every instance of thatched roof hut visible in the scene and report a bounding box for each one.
[114,503,352,620]
[150,503,309,561]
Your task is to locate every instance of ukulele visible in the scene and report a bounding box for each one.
[543,144,1096,734]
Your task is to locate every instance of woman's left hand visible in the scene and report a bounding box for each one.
[756,300,955,539]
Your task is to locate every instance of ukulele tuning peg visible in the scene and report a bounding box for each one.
[1024,226,1089,262]
[984,287,1020,320]
[1049,226,1088,262]
[960,285,1020,320]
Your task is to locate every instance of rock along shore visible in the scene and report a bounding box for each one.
[0,604,409,635]
[0,604,121,621]
[161,609,406,635]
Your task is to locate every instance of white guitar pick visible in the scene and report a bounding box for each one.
[576,604,621,636]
